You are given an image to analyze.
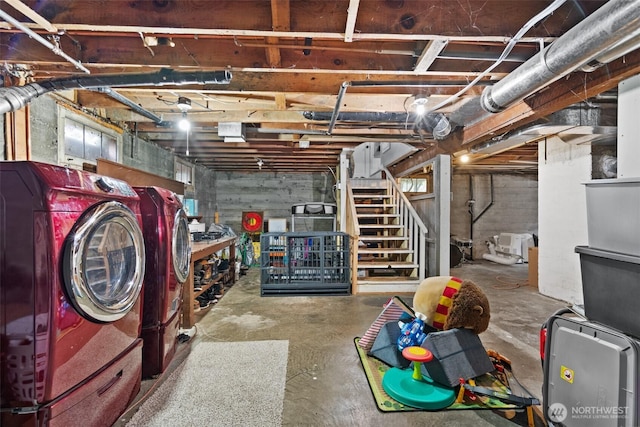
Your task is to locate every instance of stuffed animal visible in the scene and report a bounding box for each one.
[412,276,490,334]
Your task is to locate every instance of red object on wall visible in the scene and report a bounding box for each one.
[242,211,264,232]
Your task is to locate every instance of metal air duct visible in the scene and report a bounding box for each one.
[0,68,232,114]
[481,0,640,113]
[303,111,452,139]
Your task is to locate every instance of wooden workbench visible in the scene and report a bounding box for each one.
[181,236,236,328]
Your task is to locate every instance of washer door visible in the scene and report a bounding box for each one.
[64,201,145,323]
[172,208,191,284]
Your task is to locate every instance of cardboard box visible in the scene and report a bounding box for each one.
[528,247,538,288]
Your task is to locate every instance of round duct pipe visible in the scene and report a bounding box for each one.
[0,69,232,115]
[481,0,640,113]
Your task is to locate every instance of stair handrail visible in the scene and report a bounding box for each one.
[381,166,428,281]
[345,181,361,293]
[345,181,361,237]
[381,166,429,235]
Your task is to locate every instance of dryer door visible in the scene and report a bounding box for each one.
[63,201,146,323]
[172,208,191,284]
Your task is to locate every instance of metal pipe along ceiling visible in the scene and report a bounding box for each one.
[481,0,640,113]
[94,87,166,125]
[0,68,232,114]
[304,110,451,139]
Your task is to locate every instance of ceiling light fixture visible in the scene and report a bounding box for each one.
[411,95,429,116]
[257,158,264,170]
[177,96,192,131]
[460,154,470,163]
[177,97,192,112]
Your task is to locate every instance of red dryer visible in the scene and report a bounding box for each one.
[0,161,146,427]
[134,186,191,378]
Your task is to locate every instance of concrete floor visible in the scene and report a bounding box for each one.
[118,260,568,426]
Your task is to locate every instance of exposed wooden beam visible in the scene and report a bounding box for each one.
[266,0,290,68]
[1,21,557,44]
[344,0,360,43]
[414,40,449,74]
[274,93,287,110]
[4,0,58,33]
[4,106,31,160]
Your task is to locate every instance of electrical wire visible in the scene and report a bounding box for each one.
[424,0,568,115]
[492,275,528,290]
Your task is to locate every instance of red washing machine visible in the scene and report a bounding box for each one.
[134,186,191,378]
[0,161,146,427]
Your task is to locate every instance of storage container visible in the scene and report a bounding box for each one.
[291,203,337,215]
[576,245,640,339]
[543,314,638,427]
[260,232,350,296]
[584,178,640,256]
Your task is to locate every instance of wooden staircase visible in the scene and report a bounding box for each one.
[348,178,428,294]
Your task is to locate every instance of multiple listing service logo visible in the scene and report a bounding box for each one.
[548,403,629,423]
[548,403,568,423]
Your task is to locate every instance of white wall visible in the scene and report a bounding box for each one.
[351,143,382,178]
[618,74,640,178]
[538,136,590,304]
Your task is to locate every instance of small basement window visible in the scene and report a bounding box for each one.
[58,107,121,170]
[399,178,428,193]
[175,158,195,190]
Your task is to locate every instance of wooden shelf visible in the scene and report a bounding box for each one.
[181,237,236,328]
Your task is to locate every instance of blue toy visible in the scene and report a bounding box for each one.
[397,313,428,351]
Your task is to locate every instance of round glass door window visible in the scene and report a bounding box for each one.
[172,208,191,283]
[63,201,145,323]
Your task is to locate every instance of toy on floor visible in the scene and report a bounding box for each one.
[412,276,490,334]
[381,346,457,410]
[396,312,428,351]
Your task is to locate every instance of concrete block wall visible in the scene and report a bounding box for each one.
[122,132,174,178]
[121,135,217,226]
[214,170,337,235]
[450,173,538,259]
[30,97,59,162]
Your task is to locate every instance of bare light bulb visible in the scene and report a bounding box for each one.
[178,112,190,131]
[412,96,428,116]
[460,154,470,163]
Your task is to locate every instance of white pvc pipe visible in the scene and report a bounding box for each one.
[482,253,519,266]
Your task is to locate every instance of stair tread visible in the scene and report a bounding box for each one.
[359,224,403,228]
[355,204,396,207]
[357,277,420,283]
[358,248,412,253]
[357,214,399,218]
[360,236,409,241]
[357,261,419,268]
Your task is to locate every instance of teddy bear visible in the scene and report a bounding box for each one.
[412,276,490,334]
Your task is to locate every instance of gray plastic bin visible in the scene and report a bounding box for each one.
[544,315,638,427]
[584,178,640,256]
[576,245,640,339]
